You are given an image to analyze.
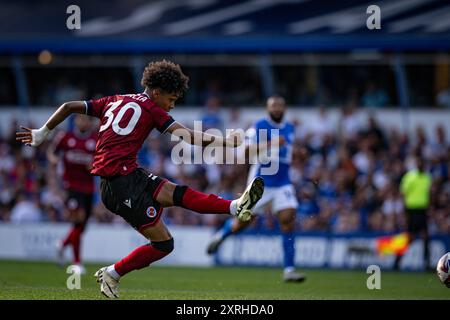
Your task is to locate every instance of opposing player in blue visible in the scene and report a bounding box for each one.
[206,95,306,282]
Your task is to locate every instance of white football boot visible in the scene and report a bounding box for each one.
[233,177,264,222]
[94,267,120,298]
[283,269,306,283]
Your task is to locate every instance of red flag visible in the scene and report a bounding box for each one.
[376,232,410,256]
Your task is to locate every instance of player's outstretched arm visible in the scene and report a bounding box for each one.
[16,101,86,147]
[244,135,285,160]
[166,122,243,148]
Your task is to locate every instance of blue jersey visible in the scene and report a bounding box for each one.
[247,118,295,187]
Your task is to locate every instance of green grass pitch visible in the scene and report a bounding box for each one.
[0,260,448,300]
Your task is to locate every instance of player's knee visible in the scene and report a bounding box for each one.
[173,185,188,207]
[278,210,295,227]
[152,238,174,254]
[279,216,296,232]
[279,215,295,227]
[280,223,295,233]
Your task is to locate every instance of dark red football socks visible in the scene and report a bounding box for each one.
[114,244,169,276]
[72,226,82,264]
[180,187,232,214]
[62,228,75,247]
[62,226,83,264]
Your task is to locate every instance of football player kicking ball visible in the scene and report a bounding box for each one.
[16,60,264,298]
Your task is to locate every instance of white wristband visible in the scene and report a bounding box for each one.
[30,125,51,147]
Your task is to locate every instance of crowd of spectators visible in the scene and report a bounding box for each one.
[0,104,449,236]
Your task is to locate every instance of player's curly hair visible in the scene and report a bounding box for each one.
[141,60,189,97]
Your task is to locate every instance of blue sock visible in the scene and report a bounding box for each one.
[218,218,234,240]
[282,232,295,269]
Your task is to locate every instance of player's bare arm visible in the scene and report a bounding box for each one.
[244,135,285,160]
[16,101,86,147]
[166,121,243,148]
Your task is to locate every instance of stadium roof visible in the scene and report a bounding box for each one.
[1,0,450,53]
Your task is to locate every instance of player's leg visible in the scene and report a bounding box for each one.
[393,230,415,271]
[115,222,174,277]
[95,170,263,298]
[274,185,305,282]
[278,208,298,275]
[106,221,173,280]
[419,212,430,271]
[69,194,90,266]
[155,176,264,222]
[70,192,94,274]
[278,208,305,282]
[206,216,254,255]
[96,220,174,298]
[96,171,175,298]
[58,217,74,265]
[422,229,430,270]
[394,211,412,270]
[57,192,85,268]
[71,210,85,265]
[158,176,249,254]
[155,180,230,212]
[205,185,272,255]
[394,210,423,271]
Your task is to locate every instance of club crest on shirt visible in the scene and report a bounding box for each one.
[146,206,157,218]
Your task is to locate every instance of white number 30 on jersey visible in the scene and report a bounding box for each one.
[99,100,142,135]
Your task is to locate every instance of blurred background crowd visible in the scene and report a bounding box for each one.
[1,100,448,236]
[1,0,450,237]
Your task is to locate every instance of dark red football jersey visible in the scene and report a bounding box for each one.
[85,93,175,177]
[54,130,98,194]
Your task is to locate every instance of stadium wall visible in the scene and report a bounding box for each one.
[215,231,450,271]
[1,223,448,270]
[0,223,214,267]
[2,107,450,139]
